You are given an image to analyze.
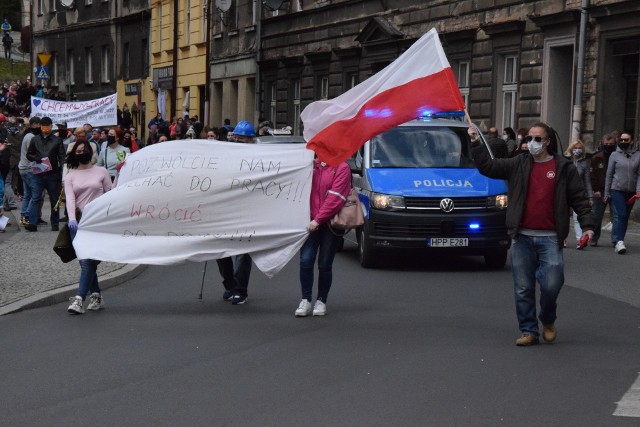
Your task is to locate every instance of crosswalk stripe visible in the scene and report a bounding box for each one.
[614,372,640,417]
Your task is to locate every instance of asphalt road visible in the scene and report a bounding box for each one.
[1,233,640,426]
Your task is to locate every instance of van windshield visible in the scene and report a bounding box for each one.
[370,126,475,168]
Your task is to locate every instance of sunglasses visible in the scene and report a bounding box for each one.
[619,138,631,142]
[525,135,548,143]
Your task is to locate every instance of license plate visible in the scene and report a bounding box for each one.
[428,238,469,247]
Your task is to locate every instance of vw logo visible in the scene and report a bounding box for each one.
[440,198,454,213]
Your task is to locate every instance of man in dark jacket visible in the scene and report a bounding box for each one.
[470,122,594,347]
[25,116,65,231]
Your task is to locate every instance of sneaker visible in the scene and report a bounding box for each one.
[24,224,37,232]
[615,241,627,254]
[37,219,48,225]
[222,290,234,301]
[231,294,248,305]
[51,225,59,232]
[312,300,327,316]
[589,240,598,247]
[515,334,539,346]
[67,296,85,314]
[563,240,567,248]
[87,293,103,311]
[20,217,29,226]
[542,324,556,342]
[295,299,312,317]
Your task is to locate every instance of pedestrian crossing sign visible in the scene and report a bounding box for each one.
[36,66,49,80]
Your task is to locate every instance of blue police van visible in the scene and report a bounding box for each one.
[349,113,510,268]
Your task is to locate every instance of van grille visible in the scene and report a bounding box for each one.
[404,197,488,210]
[373,222,507,238]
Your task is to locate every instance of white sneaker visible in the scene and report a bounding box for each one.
[312,300,327,316]
[67,296,85,314]
[87,293,103,311]
[295,299,312,317]
[615,241,627,254]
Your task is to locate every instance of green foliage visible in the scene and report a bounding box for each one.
[0,57,31,81]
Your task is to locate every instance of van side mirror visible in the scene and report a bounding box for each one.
[347,157,361,175]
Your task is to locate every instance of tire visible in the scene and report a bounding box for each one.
[357,223,378,268]
[484,249,508,269]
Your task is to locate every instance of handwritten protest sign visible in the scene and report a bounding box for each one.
[30,94,117,128]
[73,140,314,277]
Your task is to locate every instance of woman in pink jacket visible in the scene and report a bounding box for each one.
[295,158,351,317]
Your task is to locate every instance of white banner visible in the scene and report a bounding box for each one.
[30,94,118,128]
[73,140,314,277]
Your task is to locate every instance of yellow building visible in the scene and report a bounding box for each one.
[144,0,208,132]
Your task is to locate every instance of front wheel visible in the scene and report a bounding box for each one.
[357,223,378,268]
[484,249,508,269]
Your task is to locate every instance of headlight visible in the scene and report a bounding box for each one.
[371,193,405,210]
[487,194,508,210]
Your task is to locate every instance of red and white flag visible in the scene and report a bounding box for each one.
[301,28,465,166]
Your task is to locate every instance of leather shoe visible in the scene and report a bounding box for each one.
[51,225,59,232]
[516,334,539,346]
[542,324,557,342]
[24,224,37,232]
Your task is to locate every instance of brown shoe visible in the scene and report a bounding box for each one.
[542,324,557,342]
[516,334,539,346]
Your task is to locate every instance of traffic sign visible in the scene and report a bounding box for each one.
[38,53,51,66]
[36,66,49,80]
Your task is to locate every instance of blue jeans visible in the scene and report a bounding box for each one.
[29,172,61,227]
[20,171,34,219]
[590,195,607,243]
[299,224,341,302]
[510,234,565,337]
[610,190,635,244]
[70,228,101,299]
[0,173,4,209]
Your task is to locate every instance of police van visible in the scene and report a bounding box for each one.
[350,113,510,268]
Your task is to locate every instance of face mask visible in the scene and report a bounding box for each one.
[603,145,616,154]
[40,125,52,135]
[502,134,509,141]
[572,149,583,157]
[107,135,117,145]
[517,135,523,142]
[31,127,41,135]
[77,153,92,164]
[528,140,545,156]
[618,143,630,150]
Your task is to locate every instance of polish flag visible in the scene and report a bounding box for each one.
[301,28,465,166]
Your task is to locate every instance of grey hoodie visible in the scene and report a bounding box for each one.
[604,147,640,196]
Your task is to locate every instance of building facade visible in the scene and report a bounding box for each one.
[259,0,640,150]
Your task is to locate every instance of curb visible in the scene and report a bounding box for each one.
[0,263,147,316]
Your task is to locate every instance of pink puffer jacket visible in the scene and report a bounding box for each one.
[310,159,352,224]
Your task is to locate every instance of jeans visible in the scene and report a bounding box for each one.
[610,190,635,244]
[299,224,341,303]
[216,254,252,297]
[20,172,34,219]
[0,173,4,209]
[510,234,565,338]
[590,195,607,243]
[70,228,101,299]
[29,172,61,227]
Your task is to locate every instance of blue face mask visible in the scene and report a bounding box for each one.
[528,140,544,156]
[572,148,583,158]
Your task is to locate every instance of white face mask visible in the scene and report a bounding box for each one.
[502,134,509,141]
[529,140,545,156]
[572,148,583,157]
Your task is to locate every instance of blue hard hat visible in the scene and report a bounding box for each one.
[234,120,256,137]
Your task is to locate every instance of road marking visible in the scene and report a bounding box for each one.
[614,372,640,417]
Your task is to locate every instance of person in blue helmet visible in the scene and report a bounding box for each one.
[216,120,255,305]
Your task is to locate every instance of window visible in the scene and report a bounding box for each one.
[269,82,277,124]
[38,0,44,15]
[85,48,93,84]
[85,0,92,4]
[185,0,191,45]
[501,55,518,129]
[252,0,257,26]
[319,76,329,99]
[101,45,110,83]
[123,42,130,80]
[142,39,149,76]
[158,3,163,51]
[66,49,74,86]
[51,52,58,86]
[49,0,56,12]
[293,79,301,135]
[455,60,470,110]
[292,0,303,12]
[201,3,207,43]
[347,72,359,90]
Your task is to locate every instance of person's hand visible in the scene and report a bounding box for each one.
[583,230,594,241]
[306,220,319,232]
[0,142,6,151]
[593,191,601,198]
[603,195,609,203]
[467,127,479,142]
[68,220,78,232]
[589,198,594,206]
[34,162,48,172]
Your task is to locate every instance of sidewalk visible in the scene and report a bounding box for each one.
[0,198,146,315]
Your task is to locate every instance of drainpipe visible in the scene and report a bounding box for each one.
[204,0,212,124]
[255,1,262,124]
[171,0,179,119]
[571,0,589,144]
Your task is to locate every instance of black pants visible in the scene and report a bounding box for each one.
[216,254,252,297]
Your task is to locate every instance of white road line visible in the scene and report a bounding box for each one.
[614,372,640,417]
